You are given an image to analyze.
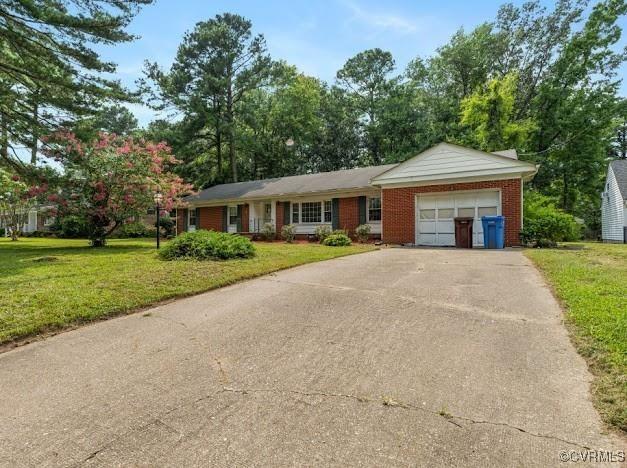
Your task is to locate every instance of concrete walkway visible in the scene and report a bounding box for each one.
[0,248,623,467]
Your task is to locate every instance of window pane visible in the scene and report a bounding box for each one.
[438,208,454,219]
[419,209,435,220]
[458,207,475,217]
[229,206,238,225]
[264,203,272,219]
[478,206,498,217]
[369,197,381,210]
[292,203,299,223]
[301,202,322,223]
[368,197,381,221]
[369,209,381,221]
[324,200,332,223]
[189,211,197,225]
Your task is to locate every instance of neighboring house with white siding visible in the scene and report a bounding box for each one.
[0,205,55,236]
[601,160,627,243]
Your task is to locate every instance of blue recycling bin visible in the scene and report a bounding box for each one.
[482,215,505,249]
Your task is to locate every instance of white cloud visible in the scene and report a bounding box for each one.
[342,0,420,35]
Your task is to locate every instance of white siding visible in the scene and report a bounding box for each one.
[372,143,536,185]
[601,166,625,242]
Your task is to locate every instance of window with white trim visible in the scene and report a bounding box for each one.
[301,202,322,223]
[228,206,238,225]
[188,209,197,227]
[368,197,381,221]
[292,203,299,223]
[324,200,332,223]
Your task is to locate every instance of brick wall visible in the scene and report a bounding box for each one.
[382,178,522,246]
[338,197,360,236]
[176,208,187,235]
[198,206,224,231]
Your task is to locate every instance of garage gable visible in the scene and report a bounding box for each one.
[371,142,537,186]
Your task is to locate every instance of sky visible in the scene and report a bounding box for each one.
[99,0,627,127]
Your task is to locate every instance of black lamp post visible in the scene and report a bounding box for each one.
[154,191,163,249]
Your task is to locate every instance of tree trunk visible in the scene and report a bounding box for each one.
[226,69,237,182]
[90,238,106,247]
[213,97,222,180]
[0,113,8,163]
[31,99,38,165]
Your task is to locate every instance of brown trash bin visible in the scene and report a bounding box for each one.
[454,217,474,248]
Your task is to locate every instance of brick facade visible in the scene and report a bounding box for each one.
[176,208,187,235]
[198,206,224,231]
[382,178,522,246]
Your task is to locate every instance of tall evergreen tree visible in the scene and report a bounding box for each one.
[145,13,277,183]
[0,0,153,169]
[336,48,397,165]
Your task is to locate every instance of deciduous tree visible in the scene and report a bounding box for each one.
[44,132,191,247]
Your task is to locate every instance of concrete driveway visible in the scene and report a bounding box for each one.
[0,248,623,467]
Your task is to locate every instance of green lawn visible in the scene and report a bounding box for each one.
[525,243,627,432]
[0,237,375,345]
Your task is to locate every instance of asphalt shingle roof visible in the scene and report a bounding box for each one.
[610,160,627,200]
[184,164,397,203]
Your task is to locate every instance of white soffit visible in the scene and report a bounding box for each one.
[371,143,537,185]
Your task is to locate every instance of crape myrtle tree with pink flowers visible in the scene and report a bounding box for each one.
[44,132,192,247]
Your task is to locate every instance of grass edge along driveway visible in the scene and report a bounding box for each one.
[0,238,375,345]
[524,243,626,434]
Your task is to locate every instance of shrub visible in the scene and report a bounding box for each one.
[314,225,332,243]
[159,230,255,260]
[322,232,352,246]
[281,224,296,243]
[58,215,89,238]
[261,222,276,241]
[355,224,371,243]
[0,227,4,237]
[116,222,154,238]
[520,192,582,247]
[155,215,175,237]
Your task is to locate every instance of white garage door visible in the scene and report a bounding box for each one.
[416,191,500,246]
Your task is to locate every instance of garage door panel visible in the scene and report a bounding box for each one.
[419,234,437,245]
[420,198,437,209]
[438,220,454,234]
[437,234,455,246]
[477,192,499,205]
[418,221,436,234]
[434,197,454,208]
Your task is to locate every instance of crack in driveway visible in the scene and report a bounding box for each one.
[221,386,592,450]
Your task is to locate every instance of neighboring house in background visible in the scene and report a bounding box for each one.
[0,205,55,236]
[179,143,538,247]
[601,160,627,243]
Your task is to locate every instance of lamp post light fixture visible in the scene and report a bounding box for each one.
[153,191,163,249]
